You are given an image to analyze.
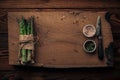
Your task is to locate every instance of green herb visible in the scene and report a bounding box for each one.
[19,17,27,35]
[85,41,95,51]
[26,17,34,62]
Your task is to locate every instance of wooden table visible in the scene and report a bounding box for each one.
[0,0,120,80]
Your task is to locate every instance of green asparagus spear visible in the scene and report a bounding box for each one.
[27,16,34,62]
[21,49,27,63]
[30,16,34,34]
[18,17,27,63]
[27,18,32,62]
[19,17,27,35]
[27,19,31,34]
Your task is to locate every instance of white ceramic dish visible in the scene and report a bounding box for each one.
[83,24,96,38]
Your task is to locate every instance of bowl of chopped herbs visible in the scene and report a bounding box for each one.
[83,40,96,53]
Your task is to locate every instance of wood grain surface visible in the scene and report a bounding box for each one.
[8,12,113,68]
[0,0,120,80]
[0,0,120,9]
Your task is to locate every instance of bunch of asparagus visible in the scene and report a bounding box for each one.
[18,16,34,64]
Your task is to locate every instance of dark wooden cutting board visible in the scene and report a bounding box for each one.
[8,11,113,68]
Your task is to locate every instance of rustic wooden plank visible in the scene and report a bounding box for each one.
[8,11,113,68]
[113,34,120,40]
[0,56,14,71]
[14,70,120,80]
[0,0,120,9]
[108,14,120,34]
[0,13,7,33]
[1,68,120,80]
[0,33,8,48]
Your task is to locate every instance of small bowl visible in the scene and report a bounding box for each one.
[83,24,96,38]
[83,40,96,53]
